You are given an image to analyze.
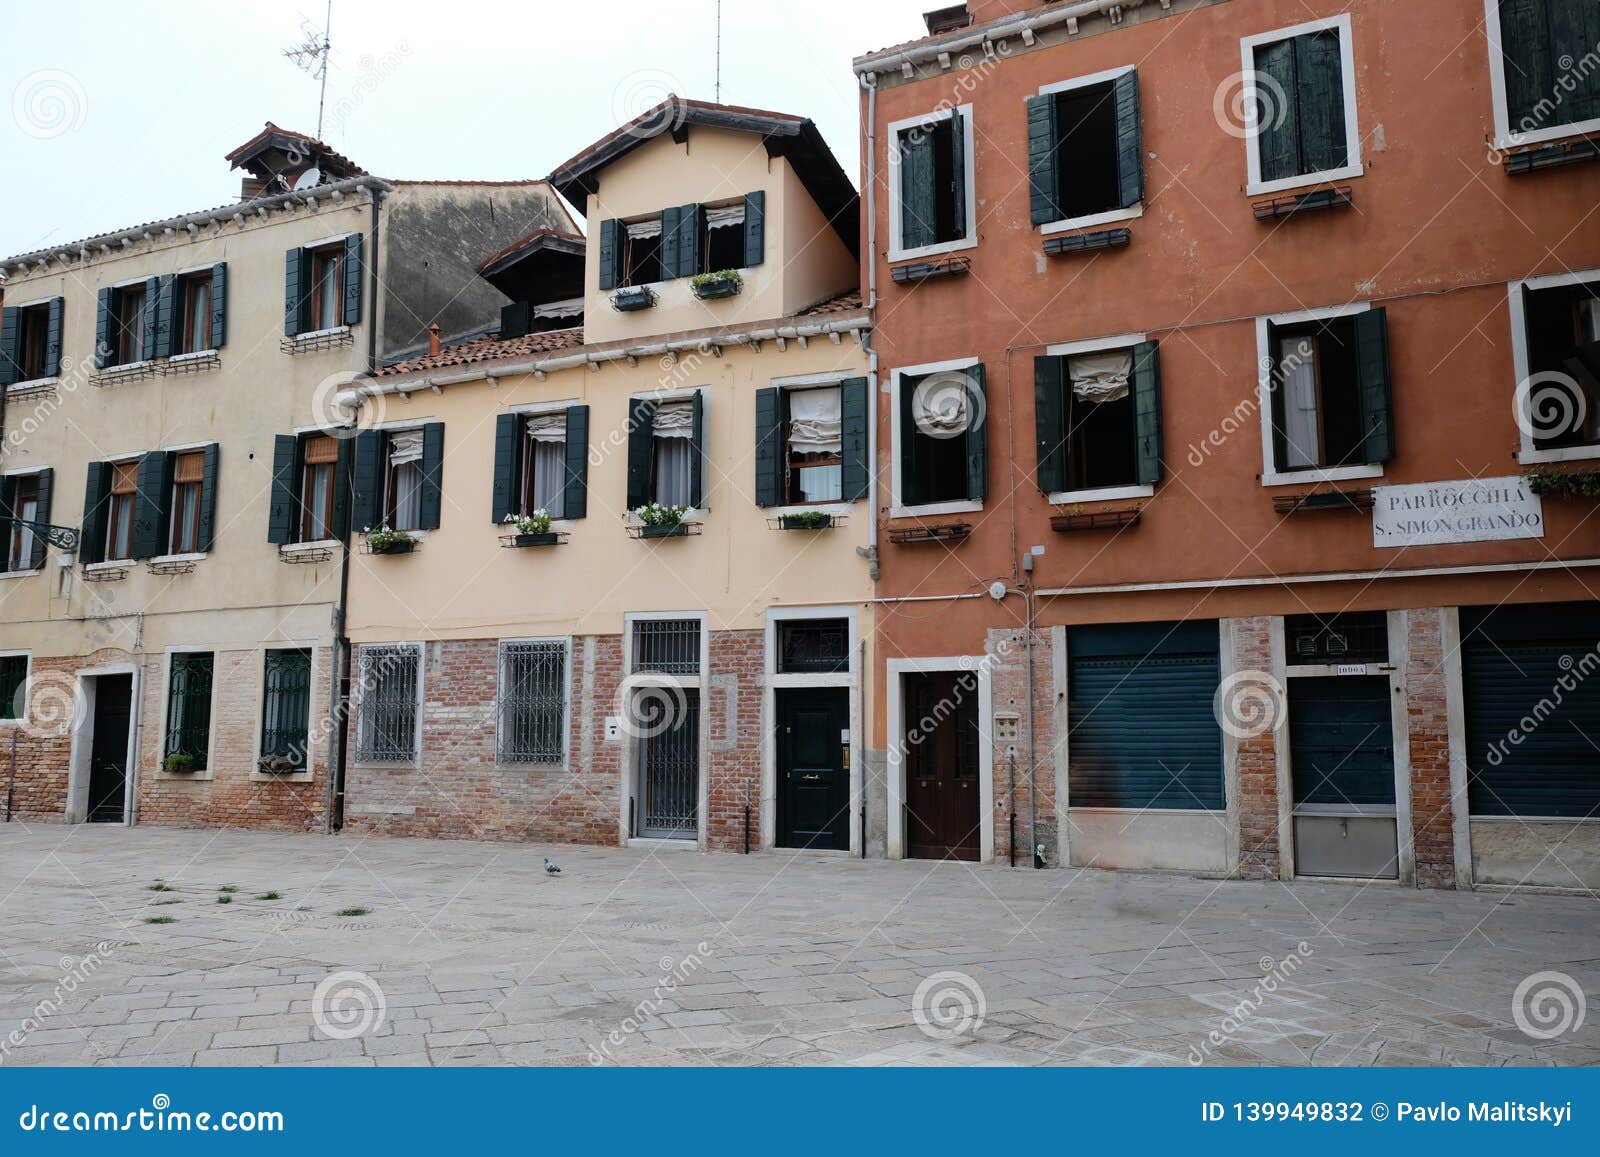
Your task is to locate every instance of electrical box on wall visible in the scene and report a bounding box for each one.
[604,717,622,742]
[993,712,1020,743]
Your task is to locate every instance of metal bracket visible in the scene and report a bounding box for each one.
[0,515,79,552]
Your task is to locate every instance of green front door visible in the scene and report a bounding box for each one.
[776,687,850,851]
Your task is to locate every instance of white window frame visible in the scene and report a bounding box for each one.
[1484,0,1600,149]
[495,635,572,768]
[251,641,318,782]
[886,103,978,263]
[1042,332,1156,503]
[889,356,984,518]
[1239,14,1364,197]
[627,385,709,523]
[353,641,425,767]
[0,649,31,723]
[1509,267,1600,464]
[1036,65,1146,235]
[1256,301,1385,487]
[768,370,857,516]
[158,645,218,780]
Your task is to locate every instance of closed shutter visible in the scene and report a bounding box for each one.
[0,307,17,385]
[598,219,621,290]
[491,413,522,522]
[839,377,871,502]
[266,434,298,544]
[80,461,111,564]
[131,450,173,559]
[1354,307,1395,464]
[898,373,923,508]
[153,275,177,359]
[1253,38,1302,182]
[626,397,656,510]
[1550,0,1600,126]
[197,444,219,553]
[743,190,765,266]
[1295,30,1348,175]
[676,203,703,277]
[688,390,706,509]
[1132,339,1164,485]
[1067,620,1224,809]
[660,206,683,281]
[210,263,228,349]
[343,233,364,326]
[28,468,53,570]
[899,128,937,251]
[332,437,354,539]
[948,110,967,240]
[417,422,444,529]
[1025,93,1061,226]
[94,287,114,368]
[1499,0,1554,128]
[44,297,63,377]
[0,476,13,571]
[754,386,782,507]
[563,404,589,519]
[284,248,307,336]
[1113,69,1145,208]
[140,277,159,360]
[1033,354,1067,493]
[1463,601,1600,817]
[965,363,987,503]
[349,430,382,533]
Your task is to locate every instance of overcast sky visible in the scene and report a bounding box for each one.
[1,0,931,259]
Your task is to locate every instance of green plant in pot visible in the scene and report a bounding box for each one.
[1526,468,1600,500]
[779,510,833,530]
[364,524,416,554]
[163,751,196,774]
[633,503,689,537]
[504,510,557,545]
[690,269,743,299]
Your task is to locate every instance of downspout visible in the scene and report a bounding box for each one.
[858,70,881,583]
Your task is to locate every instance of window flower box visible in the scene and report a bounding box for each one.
[363,525,416,555]
[640,522,689,539]
[775,511,839,531]
[690,270,742,300]
[501,511,562,546]
[162,752,197,774]
[609,285,657,312]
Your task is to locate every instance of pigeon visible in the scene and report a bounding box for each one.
[543,858,561,876]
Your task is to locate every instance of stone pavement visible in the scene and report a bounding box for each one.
[0,825,1595,1067]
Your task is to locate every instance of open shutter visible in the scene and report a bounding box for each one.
[688,390,706,509]
[965,363,987,503]
[0,476,13,572]
[153,275,177,359]
[418,423,444,529]
[210,263,228,349]
[899,374,922,508]
[1295,30,1348,175]
[742,191,766,267]
[840,377,871,503]
[598,219,621,290]
[660,206,683,282]
[490,413,522,522]
[948,110,967,241]
[899,129,937,251]
[753,387,782,508]
[332,437,354,539]
[131,450,173,559]
[343,233,364,326]
[197,444,219,553]
[140,277,160,360]
[1114,70,1145,208]
[94,287,113,368]
[626,397,657,510]
[1253,38,1301,183]
[1025,93,1061,226]
[0,307,18,386]
[28,468,53,570]
[1132,340,1164,485]
[1354,307,1395,464]
[80,462,111,565]
[349,430,382,533]
[563,404,590,520]
[1034,355,1068,493]
[284,248,307,336]
[44,298,63,377]
[267,435,298,544]
[678,203,703,277]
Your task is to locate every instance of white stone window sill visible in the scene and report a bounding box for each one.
[1260,464,1383,488]
[1040,204,1143,236]
[293,325,351,342]
[85,559,133,571]
[6,376,59,394]
[887,235,978,265]
[0,568,42,580]
[771,502,851,517]
[627,836,700,850]
[99,359,156,376]
[151,552,207,565]
[889,499,983,519]
[1516,444,1600,465]
[1048,483,1153,504]
[282,539,341,553]
[1493,115,1600,153]
[169,348,219,363]
[1246,164,1364,198]
[625,508,707,527]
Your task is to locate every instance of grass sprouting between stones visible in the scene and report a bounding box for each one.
[335,907,371,917]
[143,916,177,925]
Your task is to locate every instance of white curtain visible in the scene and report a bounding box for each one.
[705,205,745,228]
[1068,350,1132,403]
[388,431,425,529]
[653,437,692,507]
[787,387,842,455]
[1280,337,1321,469]
[530,440,566,518]
[652,400,694,438]
[388,430,424,465]
[626,218,663,239]
[524,413,566,443]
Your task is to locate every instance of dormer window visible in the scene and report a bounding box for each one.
[701,203,746,273]
[622,218,665,287]
[597,193,766,290]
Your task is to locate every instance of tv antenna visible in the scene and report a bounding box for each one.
[283,0,334,139]
[714,0,722,104]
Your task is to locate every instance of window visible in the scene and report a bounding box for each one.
[300,435,339,542]
[1034,340,1162,497]
[777,619,849,674]
[596,194,763,290]
[1490,0,1600,145]
[356,644,420,763]
[383,430,426,530]
[113,283,149,366]
[164,652,214,771]
[1259,307,1394,480]
[177,271,214,354]
[622,217,664,287]
[521,413,567,519]
[889,105,974,259]
[895,363,987,510]
[168,451,205,555]
[1028,68,1143,228]
[4,474,41,571]
[260,648,312,772]
[632,618,701,676]
[1518,275,1600,452]
[105,460,138,561]
[0,654,26,720]
[498,640,567,764]
[1241,16,1361,193]
[11,302,52,381]
[702,203,746,272]
[287,239,359,337]
[783,386,843,504]
[1285,613,1389,664]
[493,408,586,525]
[651,402,693,506]
[626,394,704,514]
[309,246,345,331]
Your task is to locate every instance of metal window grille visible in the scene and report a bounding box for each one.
[1285,612,1389,664]
[777,618,850,674]
[357,644,420,763]
[0,655,26,721]
[261,648,312,770]
[638,688,700,837]
[164,652,214,770]
[499,641,566,764]
[631,618,701,676]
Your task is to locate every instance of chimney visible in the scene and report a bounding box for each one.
[240,176,267,201]
[923,4,971,36]
[427,323,442,357]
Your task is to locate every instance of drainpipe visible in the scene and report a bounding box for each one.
[857,71,881,583]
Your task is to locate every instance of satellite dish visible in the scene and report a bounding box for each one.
[293,166,322,191]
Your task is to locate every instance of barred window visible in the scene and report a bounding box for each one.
[357,644,420,763]
[165,652,214,770]
[631,618,701,676]
[261,648,312,771]
[498,640,566,764]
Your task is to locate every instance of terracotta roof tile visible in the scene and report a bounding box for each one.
[377,327,585,377]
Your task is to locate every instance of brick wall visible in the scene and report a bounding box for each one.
[1231,616,1282,881]
[1405,608,1457,889]
[986,627,1053,866]
[705,629,763,852]
[0,654,79,823]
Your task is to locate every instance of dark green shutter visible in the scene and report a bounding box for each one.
[688,390,706,509]
[418,422,444,528]
[332,437,354,539]
[1025,93,1061,225]
[198,444,219,553]
[899,373,922,508]
[948,110,967,240]
[131,450,172,559]
[563,404,589,520]
[1114,70,1145,208]
[0,476,14,572]
[1550,0,1600,126]
[743,191,766,266]
[267,435,298,544]
[1354,307,1395,464]
[140,277,159,360]
[598,219,621,290]
[153,275,177,359]
[1034,355,1067,493]
[1132,340,1164,485]
[80,461,111,564]
[840,377,870,503]
[350,429,382,533]
[626,397,657,509]
[965,363,987,502]
[1253,38,1301,183]
[677,203,703,277]
[44,297,63,377]
[284,248,307,336]
[28,468,52,570]
[491,412,522,522]
[899,128,937,251]
[1295,31,1348,175]
[660,206,682,281]
[0,307,17,386]
[94,287,113,368]
[754,387,782,508]
[1499,0,1553,128]
[210,263,227,348]
[343,233,364,325]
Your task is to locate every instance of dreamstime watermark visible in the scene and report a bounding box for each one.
[1213,669,1287,740]
[892,637,1015,768]
[1514,370,1590,443]
[911,370,985,440]
[615,674,690,741]
[11,669,88,741]
[1186,347,1316,468]
[612,72,689,139]
[16,1094,283,1133]
[323,42,412,142]
[0,942,116,1064]
[1483,642,1600,767]
[310,969,387,1039]
[3,354,94,453]
[12,69,87,140]
[1511,970,1586,1041]
[1188,942,1314,1065]
[588,942,714,1064]
[912,970,986,1040]
[1212,69,1289,141]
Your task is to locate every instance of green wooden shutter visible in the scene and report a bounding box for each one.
[0,476,14,572]
[343,233,364,326]
[1114,70,1145,208]
[198,444,219,553]
[563,404,590,520]
[899,128,937,251]
[131,450,173,559]
[27,468,53,570]
[840,377,871,502]
[1295,30,1348,175]
[743,191,766,266]
[284,248,306,336]
[1034,355,1068,493]
[598,219,621,290]
[660,206,682,281]
[0,307,18,385]
[332,437,354,539]
[44,298,63,377]
[1354,307,1395,464]
[754,386,782,507]
[350,430,382,532]
[1026,93,1061,225]
[491,412,522,522]
[418,422,444,529]
[948,110,967,240]
[94,287,113,368]
[80,461,112,565]
[899,373,922,508]
[965,363,987,502]
[140,277,160,360]
[689,390,706,509]
[267,435,298,544]
[1499,0,1554,128]
[210,263,227,349]
[626,397,657,510]
[153,275,177,359]
[1253,38,1302,182]
[1132,340,1164,485]
[1549,0,1600,126]
[677,203,703,277]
